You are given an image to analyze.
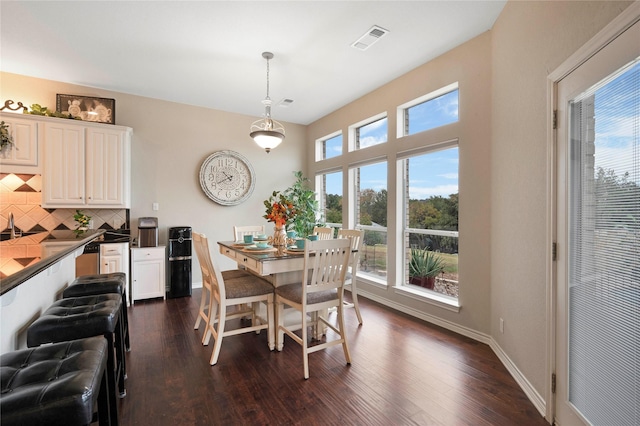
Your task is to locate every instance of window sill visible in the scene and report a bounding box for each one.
[393,285,461,312]
[356,273,387,289]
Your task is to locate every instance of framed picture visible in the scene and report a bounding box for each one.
[56,94,116,124]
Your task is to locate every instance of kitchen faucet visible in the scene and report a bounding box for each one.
[8,212,16,239]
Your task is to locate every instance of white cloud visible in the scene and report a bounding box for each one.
[359,135,385,148]
[409,184,459,199]
[439,173,458,179]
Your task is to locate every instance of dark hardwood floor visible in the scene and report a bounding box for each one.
[119,290,549,425]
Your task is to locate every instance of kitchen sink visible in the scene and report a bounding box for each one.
[0,231,43,241]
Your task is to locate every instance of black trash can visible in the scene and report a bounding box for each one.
[168,226,192,298]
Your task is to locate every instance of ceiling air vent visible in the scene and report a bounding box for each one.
[351,25,389,51]
[277,99,294,108]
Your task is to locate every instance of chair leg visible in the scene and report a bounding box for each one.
[203,294,219,346]
[113,322,126,397]
[104,333,120,423]
[337,304,352,365]
[194,284,208,330]
[302,308,309,380]
[276,300,284,351]
[252,301,261,333]
[267,296,275,351]
[122,290,131,352]
[350,282,363,325]
[209,307,226,365]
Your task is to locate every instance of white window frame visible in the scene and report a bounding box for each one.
[348,112,388,152]
[396,81,459,139]
[315,130,343,161]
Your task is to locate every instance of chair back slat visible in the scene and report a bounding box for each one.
[193,232,225,300]
[313,226,334,240]
[233,225,265,241]
[337,229,364,276]
[303,238,351,296]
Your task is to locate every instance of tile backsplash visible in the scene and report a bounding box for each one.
[1,173,129,233]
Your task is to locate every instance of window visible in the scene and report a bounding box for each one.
[402,145,459,299]
[398,82,459,137]
[353,161,387,283]
[353,116,387,150]
[317,170,343,229]
[316,133,342,160]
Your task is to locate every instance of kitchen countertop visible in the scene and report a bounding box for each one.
[0,229,106,295]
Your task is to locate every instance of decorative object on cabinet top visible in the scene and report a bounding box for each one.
[0,100,28,112]
[56,94,115,124]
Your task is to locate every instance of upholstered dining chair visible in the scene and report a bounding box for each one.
[233,225,265,241]
[337,229,365,325]
[193,234,252,344]
[192,232,275,365]
[275,238,352,379]
[312,226,334,240]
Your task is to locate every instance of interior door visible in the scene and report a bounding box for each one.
[555,17,639,426]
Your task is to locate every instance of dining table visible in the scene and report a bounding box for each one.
[217,240,311,287]
[217,239,347,341]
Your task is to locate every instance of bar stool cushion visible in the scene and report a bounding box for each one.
[64,272,131,353]
[0,336,108,426]
[27,295,121,347]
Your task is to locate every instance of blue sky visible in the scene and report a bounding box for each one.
[325,89,460,200]
[592,60,639,184]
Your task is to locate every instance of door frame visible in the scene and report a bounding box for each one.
[545,2,640,423]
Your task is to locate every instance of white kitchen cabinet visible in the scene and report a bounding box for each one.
[0,112,41,173]
[42,118,132,208]
[131,246,166,303]
[100,242,130,303]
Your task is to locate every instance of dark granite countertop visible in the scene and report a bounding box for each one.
[0,230,105,295]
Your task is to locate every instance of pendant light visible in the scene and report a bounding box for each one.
[250,52,285,153]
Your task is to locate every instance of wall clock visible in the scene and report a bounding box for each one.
[199,150,256,206]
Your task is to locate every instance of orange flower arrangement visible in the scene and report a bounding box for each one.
[263,191,296,228]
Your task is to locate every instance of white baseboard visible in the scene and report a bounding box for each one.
[489,338,547,417]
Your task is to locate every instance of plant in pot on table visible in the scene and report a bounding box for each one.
[283,171,322,241]
[263,191,296,246]
[408,248,445,289]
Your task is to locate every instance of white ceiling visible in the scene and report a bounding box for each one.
[1,1,505,125]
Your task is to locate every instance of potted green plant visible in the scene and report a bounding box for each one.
[409,248,445,289]
[284,171,322,238]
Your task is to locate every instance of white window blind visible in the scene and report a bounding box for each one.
[568,58,639,425]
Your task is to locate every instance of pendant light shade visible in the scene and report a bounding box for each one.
[250,52,285,153]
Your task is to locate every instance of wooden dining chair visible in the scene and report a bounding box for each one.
[192,232,275,365]
[337,229,365,325]
[312,226,334,240]
[193,234,253,344]
[233,225,265,241]
[275,238,352,379]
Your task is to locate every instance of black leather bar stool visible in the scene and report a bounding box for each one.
[63,272,130,351]
[0,336,116,426]
[26,294,126,423]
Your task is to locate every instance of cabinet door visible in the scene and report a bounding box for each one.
[132,247,165,302]
[0,114,39,171]
[101,255,122,274]
[132,259,165,301]
[86,128,130,207]
[42,122,85,206]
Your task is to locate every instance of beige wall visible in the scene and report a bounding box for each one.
[491,0,632,399]
[0,72,307,273]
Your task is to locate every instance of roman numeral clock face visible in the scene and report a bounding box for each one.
[199,150,256,206]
